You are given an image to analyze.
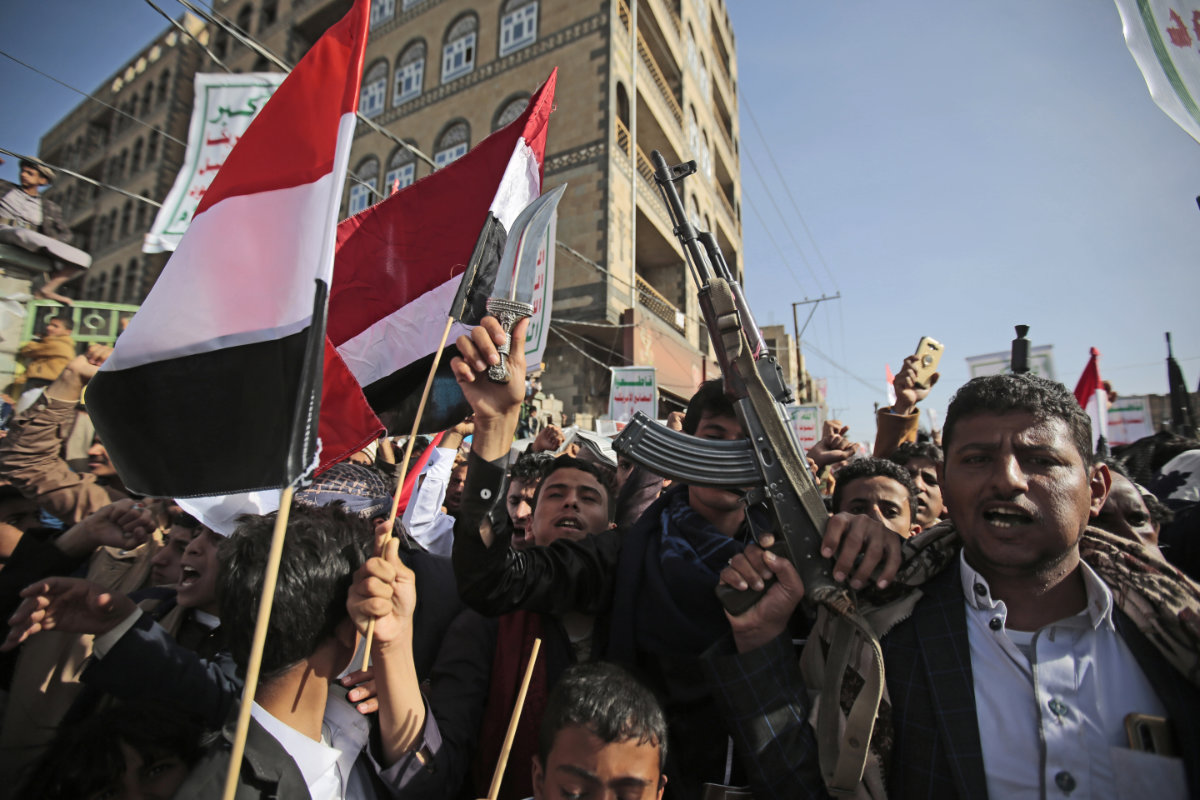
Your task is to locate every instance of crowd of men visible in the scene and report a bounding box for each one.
[0,309,1194,800]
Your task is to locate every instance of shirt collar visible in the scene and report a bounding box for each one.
[959,550,1115,631]
[250,702,340,790]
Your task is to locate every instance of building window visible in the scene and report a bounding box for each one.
[359,60,388,118]
[135,198,148,232]
[370,0,394,28]
[385,146,416,193]
[260,0,278,31]
[402,0,422,8]
[688,107,700,158]
[441,15,477,83]
[110,267,122,302]
[434,121,469,167]
[120,201,132,238]
[158,70,170,104]
[492,94,529,131]
[141,85,153,117]
[146,131,159,164]
[125,259,140,302]
[499,0,537,57]
[393,41,425,104]
[348,156,379,216]
[131,138,143,174]
[701,130,712,179]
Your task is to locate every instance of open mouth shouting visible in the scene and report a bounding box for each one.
[980,503,1036,529]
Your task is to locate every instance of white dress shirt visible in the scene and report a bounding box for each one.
[251,696,375,800]
[401,446,457,556]
[961,551,1186,799]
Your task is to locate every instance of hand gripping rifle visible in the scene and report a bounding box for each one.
[612,152,885,794]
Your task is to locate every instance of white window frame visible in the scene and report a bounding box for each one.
[442,31,476,82]
[394,58,423,104]
[434,143,468,167]
[499,2,538,57]
[348,183,374,215]
[359,63,388,118]
[385,162,415,192]
[370,0,394,28]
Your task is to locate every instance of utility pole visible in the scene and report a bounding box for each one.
[791,293,840,402]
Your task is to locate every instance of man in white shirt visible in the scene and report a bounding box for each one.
[708,372,1200,799]
[173,503,436,799]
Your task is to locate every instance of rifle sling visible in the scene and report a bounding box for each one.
[710,278,887,795]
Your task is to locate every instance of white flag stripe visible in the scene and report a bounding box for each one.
[490,140,543,229]
[337,278,472,386]
[106,114,356,372]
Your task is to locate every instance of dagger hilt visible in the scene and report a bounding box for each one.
[484,298,534,383]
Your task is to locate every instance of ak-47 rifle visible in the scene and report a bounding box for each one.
[613,152,885,794]
[613,151,848,615]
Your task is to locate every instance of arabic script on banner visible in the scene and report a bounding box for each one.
[1115,0,1200,143]
[144,73,284,253]
[609,367,657,424]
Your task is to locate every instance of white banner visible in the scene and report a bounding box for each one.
[786,404,823,453]
[522,198,556,369]
[609,366,657,423]
[1108,395,1156,445]
[144,73,285,253]
[965,345,1056,381]
[1115,0,1200,144]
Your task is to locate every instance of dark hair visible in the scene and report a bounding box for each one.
[49,315,74,331]
[510,450,555,484]
[17,700,203,799]
[943,373,1093,462]
[1097,455,1175,527]
[169,510,205,531]
[831,457,919,516]
[1111,431,1200,487]
[888,440,943,467]
[532,455,615,519]
[681,379,735,435]
[537,662,668,771]
[218,503,371,681]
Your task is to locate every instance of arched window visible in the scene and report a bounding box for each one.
[359,59,388,118]
[701,130,712,178]
[688,107,700,157]
[348,156,379,216]
[441,14,477,83]
[135,195,149,231]
[492,94,529,131]
[236,5,253,33]
[385,145,417,192]
[393,40,425,105]
[616,83,630,128]
[120,201,132,238]
[259,0,278,31]
[125,259,140,302]
[107,210,118,244]
[110,266,123,302]
[213,29,229,60]
[141,85,153,117]
[370,0,395,28]
[434,121,470,167]
[499,0,537,57]
[158,70,170,104]
[131,138,143,174]
[146,131,159,164]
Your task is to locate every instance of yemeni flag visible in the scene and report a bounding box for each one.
[319,70,557,463]
[1073,347,1109,452]
[86,0,371,531]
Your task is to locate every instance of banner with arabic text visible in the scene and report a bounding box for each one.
[143,72,285,253]
[1115,0,1200,144]
[609,366,657,423]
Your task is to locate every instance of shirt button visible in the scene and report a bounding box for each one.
[1055,771,1076,793]
[973,583,987,596]
[1048,698,1068,718]
[988,617,1003,631]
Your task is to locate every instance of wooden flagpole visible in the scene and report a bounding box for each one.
[486,637,542,800]
[221,484,296,800]
[360,314,457,667]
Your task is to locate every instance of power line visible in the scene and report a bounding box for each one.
[0,49,187,147]
[741,145,826,294]
[742,193,806,294]
[802,338,879,393]
[742,95,840,291]
[143,0,232,72]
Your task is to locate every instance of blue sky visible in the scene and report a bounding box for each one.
[2,1,1197,443]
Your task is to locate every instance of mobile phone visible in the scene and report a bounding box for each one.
[912,337,944,390]
[1125,713,1178,756]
